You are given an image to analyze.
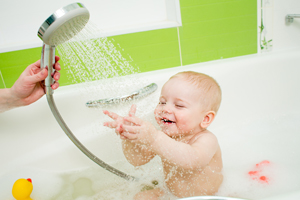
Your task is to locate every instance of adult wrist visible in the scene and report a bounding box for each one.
[0,88,22,112]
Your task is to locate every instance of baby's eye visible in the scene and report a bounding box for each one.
[159,101,166,105]
[175,104,184,108]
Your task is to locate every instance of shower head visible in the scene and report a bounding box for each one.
[37,2,90,46]
[38,2,90,89]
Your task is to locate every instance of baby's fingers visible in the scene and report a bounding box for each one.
[121,125,138,140]
[103,121,118,128]
[122,132,138,140]
[121,124,140,134]
[124,116,143,126]
[128,104,137,117]
[116,125,129,140]
[103,110,121,120]
[119,134,128,140]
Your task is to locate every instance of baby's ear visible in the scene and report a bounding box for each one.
[200,111,216,129]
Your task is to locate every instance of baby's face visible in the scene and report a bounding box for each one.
[154,77,207,137]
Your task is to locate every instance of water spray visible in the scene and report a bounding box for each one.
[37,2,136,181]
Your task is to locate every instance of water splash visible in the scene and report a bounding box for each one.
[57,21,137,84]
[53,21,166,199]
[57,21,158,118]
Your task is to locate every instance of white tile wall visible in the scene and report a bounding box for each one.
[0,0,181,53]
[257,0,300,51]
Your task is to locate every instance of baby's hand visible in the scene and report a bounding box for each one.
[103,104,136,139]
[120,116,158,146]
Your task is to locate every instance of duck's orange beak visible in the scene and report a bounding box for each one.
[27,178,32,183]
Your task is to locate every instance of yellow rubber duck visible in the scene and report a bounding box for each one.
[12,178,33,200]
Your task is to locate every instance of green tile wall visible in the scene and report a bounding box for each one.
[179,0,257,65]
[0,48,42,88]
[0,0,257,88]
[110,28,181,73]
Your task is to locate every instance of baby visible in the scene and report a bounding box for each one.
[104,71,223,199]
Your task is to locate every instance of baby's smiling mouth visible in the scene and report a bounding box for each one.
[162,118,175,124]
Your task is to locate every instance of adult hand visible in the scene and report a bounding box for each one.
[9,56,61,107]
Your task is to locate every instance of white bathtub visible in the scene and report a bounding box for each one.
[1,48,300,200]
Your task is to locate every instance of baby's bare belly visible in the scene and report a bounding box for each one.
[163,163,223,198]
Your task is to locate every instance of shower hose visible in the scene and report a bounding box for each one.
[45,87,137,181]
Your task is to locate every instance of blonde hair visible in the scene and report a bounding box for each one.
[170,71,222,113]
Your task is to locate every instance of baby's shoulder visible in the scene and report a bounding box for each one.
[189,130,218,145]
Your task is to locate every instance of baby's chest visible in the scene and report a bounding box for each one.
[162,162,201,180]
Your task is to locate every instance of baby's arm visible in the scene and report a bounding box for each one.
[151,130,218,170]
[121,116,219,170]
[122,140,155,166]
[103,105,156,166]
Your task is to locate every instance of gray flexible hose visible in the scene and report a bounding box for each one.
[41,43,136,181]
[45,87,137,181]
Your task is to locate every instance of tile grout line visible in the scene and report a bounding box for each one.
[177,27,183,66]
[0,70,6,88]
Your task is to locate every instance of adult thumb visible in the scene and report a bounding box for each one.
[29,68,48,83]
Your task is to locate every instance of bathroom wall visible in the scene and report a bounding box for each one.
[0,0,257,88]
[258,0,300,52]
[272,0,300,51]
[0,0,181,52]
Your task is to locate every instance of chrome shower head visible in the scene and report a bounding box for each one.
[38,2,90,46]
[38,3,90,90]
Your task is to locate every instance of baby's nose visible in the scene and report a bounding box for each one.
[162,103,172,114]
